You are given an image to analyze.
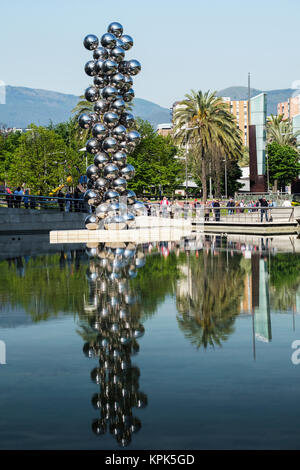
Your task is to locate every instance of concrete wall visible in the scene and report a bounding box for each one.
[0,207,87,234]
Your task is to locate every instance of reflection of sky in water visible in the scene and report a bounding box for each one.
[0,234,299,449]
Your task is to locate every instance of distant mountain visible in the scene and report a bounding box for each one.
[0,85,297,129]
[0,85,171,129]
[217,86,297,115]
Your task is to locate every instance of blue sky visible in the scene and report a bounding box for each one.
[1,0,300,107]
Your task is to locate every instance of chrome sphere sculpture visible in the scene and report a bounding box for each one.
[81,23,145,230]
[81,242,148,446]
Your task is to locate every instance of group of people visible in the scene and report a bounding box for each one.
[5,187,34,209]
[57,188,86,212]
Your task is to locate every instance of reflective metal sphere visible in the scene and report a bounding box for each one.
[84,60,97,77]
[86,138,100,154]
[104,215,127,230]
[89,112,99,124]
[109,46,125,63]
[85,86,99,102]
[127,59,141,76]
[123,211,135,228]
[83,34,99,50]
[86,164,99,181]
[118,140,130,153]
[107,22,123,38]
[94,99,109,114]
[122,75,133,92]
[85,214,99,230]
[100,32,117,49]
[93,75,109,89]
[94,152,109,169]
[121,189,137,205]
[87,179,94,189]
[102,59,118,76]
[103,111,119,129]
[94,59,105,75]
[110,73,126,90]
[84,189,98,203]
[132,201,146,215]
[111,124,127,142]
[118,60,128,74]
[120,35,133,51]
[103,163,119,180]
[112,150,127,168]
[102,137,118,154]
[104,190,120,203]
[95,202,109,219]
[123,88,135,103]
[93,46,108,60]
[92,123,109,140]
[102,86,118,102]
[127,130,141,146]
[110,98,126,115]
[120,112,135,127]
[94,177,108,192]
[120,164,135,180]
[112,177,127,193]
[78,113,92,129]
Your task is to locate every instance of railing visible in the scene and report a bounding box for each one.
[0,193,89,213]
[143,204,295,224]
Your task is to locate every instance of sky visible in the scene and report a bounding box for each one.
[1,0,300,108]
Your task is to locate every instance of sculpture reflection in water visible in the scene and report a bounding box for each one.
[79,241,147,447]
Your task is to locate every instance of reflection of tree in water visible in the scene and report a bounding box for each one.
[176,249,245,349]
[269,253,300,312]
[0,251,88,321]
[77,242,148,447]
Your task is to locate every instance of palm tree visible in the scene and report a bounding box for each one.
[267,114,300,147]
[173,90,242,202]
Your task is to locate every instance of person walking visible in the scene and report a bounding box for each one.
[226,198,235,215]
[74,187,81,213]
[160,196,169,218]
[183,200,190,220]
[212,199,221,221]
[14,187,23,208]
[57,190,65,212]
[5,187,13,208]
[259,197,269,222]
[23,189,30,209]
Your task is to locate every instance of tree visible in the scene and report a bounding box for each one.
[7,124,74,194]
[0,131,22,185]
[267,141,300,190]
[173,90,243,202]
[127,119,183,197]
[267,114,300,147]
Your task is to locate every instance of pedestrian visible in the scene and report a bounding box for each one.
[13,186,23,208]
[226,198,235,215]
[5,187,13,208]
[160,196,169,217]
[23,189,30,209]
[57,190,65,212]
[183,200,189,220]
[65,191,72,212]
[259,197,269,222]
[213,199,221,221]
[74,187,81,212]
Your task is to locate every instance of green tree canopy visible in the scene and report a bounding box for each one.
[127,119,183,197]
[267,141,300,189]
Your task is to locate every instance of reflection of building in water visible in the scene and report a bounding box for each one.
[253,256,271,343]
[80,242,147,447]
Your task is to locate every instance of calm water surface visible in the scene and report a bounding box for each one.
[0,234,300,449]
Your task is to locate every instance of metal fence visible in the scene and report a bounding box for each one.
[0,193,89,213]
